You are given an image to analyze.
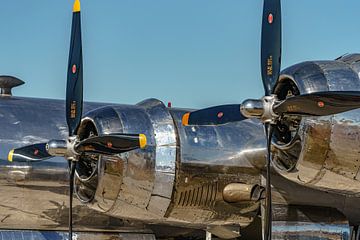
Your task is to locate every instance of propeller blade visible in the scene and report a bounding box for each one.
[68,160,76,239]
[8,143,52,162]
[75,134,147,155]
[263,123,273,240]
[261,0,281,95]
[66,0,83,136]
[273,91,360,116]
[182,104,245,126]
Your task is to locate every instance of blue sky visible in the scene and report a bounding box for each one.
[1,1,360,108]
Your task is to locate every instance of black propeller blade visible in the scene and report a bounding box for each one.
[260,1,281,239]
[263,124,273,240]
[67,1,82,238]
[75,134,147,155]
[273,91,360,116]
[69,160,76,239]
[261,0,281,96]
[182,104,245,126]
[8,143,51,162]
[66,0,83,137]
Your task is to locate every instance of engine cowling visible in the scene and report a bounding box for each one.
[73,98,266,232]
[74,99,177,221]
[271,54,360,196]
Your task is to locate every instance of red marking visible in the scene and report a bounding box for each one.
[72,64,77,74]
[268,13,273,24]
[318,101,325,108]
[107,142,113,148]
[217,112,224,118]
[34,149,39,156]
[167,102,172,108]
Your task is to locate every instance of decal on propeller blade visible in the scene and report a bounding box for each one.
[267,55,273,76]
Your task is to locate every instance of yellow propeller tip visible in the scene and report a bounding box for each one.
[139,134,147,149]
[73,0,81,12]
[8,149,14,162]
[182,113,190,126]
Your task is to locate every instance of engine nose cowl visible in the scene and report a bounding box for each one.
[74,98,177,220]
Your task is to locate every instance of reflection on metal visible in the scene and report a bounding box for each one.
[223,183,264,203]
[165,109,265,226]
[271,205,350,240]
[75,99,177,220]
[46,140,67,156]
[0,97,155,232]
[240,99,264,118]
[272,54,360,196]
[205,231,212,240]
[273,223,350,240]
[72,98,266,228]
[0,231,156,240]
[0,79,357,238]
[206,225,241,239]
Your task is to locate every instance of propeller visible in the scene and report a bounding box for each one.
[181,0,360,239]
[182,104,245,126]
[259,1,281,237]
[67,2,82,237]
[8,143,51,162]
[74,134,147,155]
[273,91,360,116]
[7,1,147,239]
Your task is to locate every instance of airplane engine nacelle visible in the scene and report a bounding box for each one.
[74,98,178,221]
[73,98,266,232]
[271,54,360,196]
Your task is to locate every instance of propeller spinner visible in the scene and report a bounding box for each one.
[8,1,147,239]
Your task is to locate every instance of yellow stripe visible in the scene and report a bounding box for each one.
[8,149,14,162]
[73,0,81,12]
[139,134,147,149]
[182,113,190,126]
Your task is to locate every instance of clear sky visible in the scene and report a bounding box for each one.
[1,1,360,109]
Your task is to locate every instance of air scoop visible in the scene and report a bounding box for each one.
[0,75,24,96]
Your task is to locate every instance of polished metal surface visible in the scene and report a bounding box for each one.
[165,109,266,227]
[46,140,68,156]
[240,96,279,123]
[0,231,156,240]
[3,60,360,238]
[240,99,264,118]
[0,96,153,232]
[0,96,217,237]
[76,99,177,221]
[71,98,268,230]
[271,205,350,240]
[271,55,360,196]
[223,183,264,203]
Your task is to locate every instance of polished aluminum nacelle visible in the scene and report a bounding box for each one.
[74,98,266,228]
[271,54,360,196]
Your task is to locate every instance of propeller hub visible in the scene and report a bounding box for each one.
[46,140,67,156]
[46,136,80,161]
[261,95,278,123]
[240,99,264,118]
[240,95,278,123]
